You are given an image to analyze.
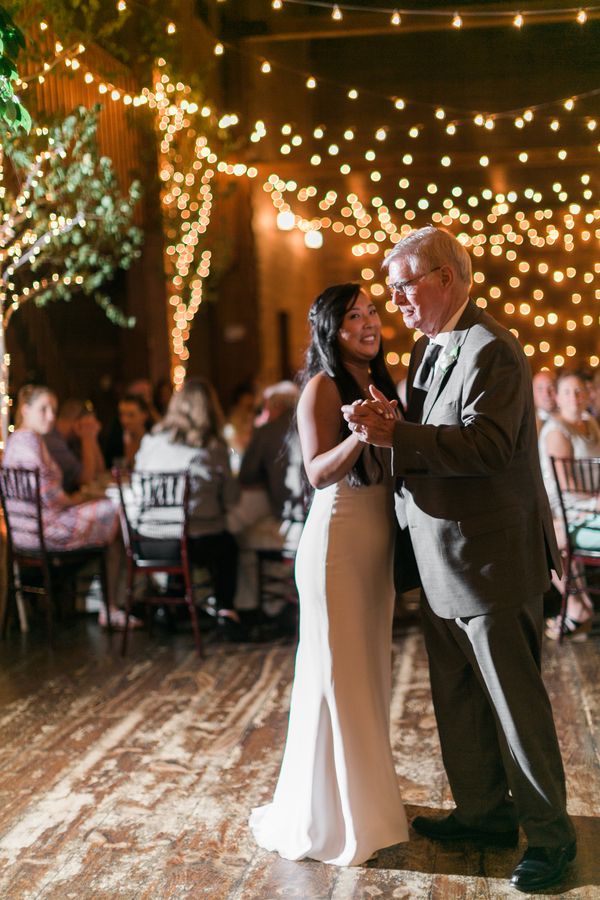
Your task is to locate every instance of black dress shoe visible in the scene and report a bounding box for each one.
[411,813,519,847]
[510,842,576,893]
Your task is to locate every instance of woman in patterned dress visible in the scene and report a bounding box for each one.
[2,385,129,627]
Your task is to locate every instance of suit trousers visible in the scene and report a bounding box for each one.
[420,593,575,848]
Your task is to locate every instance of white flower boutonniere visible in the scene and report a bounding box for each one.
[438,344,460,374]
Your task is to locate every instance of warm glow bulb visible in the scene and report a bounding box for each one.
[306,76,317,89]
[391,10,401,25]
[513,13,524,27]
[564,98,575,111]
[332,4,342,20]
[214,43,224,55]
[375,128,387,141]
[272,0,283,8]
[261,60,271,73]
[305,230,323,249]
[446,123,456,135]
[394,98,405,110]
[167,22,176,34]
[435,108,446,120]
[117,0,126,10]
[452,13,462,28]
[348,88,358,99]
[277,211,295,231]
[577,9,588,23]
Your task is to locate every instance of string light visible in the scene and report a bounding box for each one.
[391,10,401,25]
[513,13,524,27]
[32,23,600,375]
[272,0,283,7]
[452,13,463,28]
[577,8,588,23]
[331,4,342,20]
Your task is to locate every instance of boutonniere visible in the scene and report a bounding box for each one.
[438,344,460,374]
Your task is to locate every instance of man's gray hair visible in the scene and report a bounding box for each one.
[382,226,473,287]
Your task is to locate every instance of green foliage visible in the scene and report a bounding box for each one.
[1,103,142,326]
[0,3,31,133]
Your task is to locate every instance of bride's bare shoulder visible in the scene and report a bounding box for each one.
[299,372,341,408]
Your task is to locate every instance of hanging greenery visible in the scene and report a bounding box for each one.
[0,103,143,442]
[0,4,30,134]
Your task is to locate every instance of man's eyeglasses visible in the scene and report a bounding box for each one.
[388,266,441,297]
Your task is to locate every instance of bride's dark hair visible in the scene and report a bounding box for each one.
[298,282,399,486]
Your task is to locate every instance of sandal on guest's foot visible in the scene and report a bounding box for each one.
[98,608,144,631]
[545,615,591,642]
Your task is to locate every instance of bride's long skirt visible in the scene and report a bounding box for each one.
[249,479,408,866]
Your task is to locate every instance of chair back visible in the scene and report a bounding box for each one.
[113,470,190,556]
[0,466,45,555]
[550,456,600,557]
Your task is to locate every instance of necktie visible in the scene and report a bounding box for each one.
[406,342,442,423]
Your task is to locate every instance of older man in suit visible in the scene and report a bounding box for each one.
[343,226,575,893]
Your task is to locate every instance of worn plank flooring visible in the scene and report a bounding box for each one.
[0,614,599,899]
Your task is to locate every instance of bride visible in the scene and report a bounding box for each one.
[249,283,408,866]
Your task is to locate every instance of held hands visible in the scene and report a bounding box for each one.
[341,385,401,448]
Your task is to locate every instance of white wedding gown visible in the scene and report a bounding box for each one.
[249,454,408,866]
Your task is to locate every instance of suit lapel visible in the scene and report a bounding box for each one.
[421,301,479,424]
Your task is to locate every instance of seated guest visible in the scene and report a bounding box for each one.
[239,381,300,521]
[539,370,600,639]
[533,369,557,434]
[103,379,157,468]
[104,393,153,471]
[44,398,106,493]
[2,385,133,629]
[586,369,600,423]
[228,381,304,613]
[134,377,243,639]
[153,376,173,418]
[223,381,257,472]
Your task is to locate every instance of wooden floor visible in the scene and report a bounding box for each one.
[0,612,599,900]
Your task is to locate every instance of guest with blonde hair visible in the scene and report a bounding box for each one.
[134,377,243,639]
[2,384,132,629]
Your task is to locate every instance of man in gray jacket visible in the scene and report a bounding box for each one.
[343,226,575,893]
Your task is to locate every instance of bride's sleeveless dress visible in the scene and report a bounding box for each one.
[249,449,408,866]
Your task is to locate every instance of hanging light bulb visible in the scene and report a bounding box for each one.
[277,211,295,231]
[261,60,271,73]
[391,10,401,25]
[446,123,456,135]
[348,88,358,99]
[331,4,342,20]
[452,13,463,28]
[394,98,405,110]
[306,76,317,89]
[576,9,588,24]
[513,12,524,27]
[272,0,283,8]
[435,108,446,120]
[305,230,323,249]
[214,42,224,55]
[166,21,176,34]
[564,97,575,111]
